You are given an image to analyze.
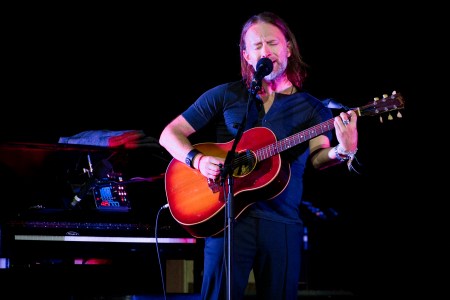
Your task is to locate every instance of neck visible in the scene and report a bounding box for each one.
[260,77,295,97]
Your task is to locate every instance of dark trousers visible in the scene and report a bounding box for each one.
[201,216,303,300]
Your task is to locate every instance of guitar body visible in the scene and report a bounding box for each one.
[165,127,291,238]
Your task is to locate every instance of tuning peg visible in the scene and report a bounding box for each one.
[388,113,393,120]
[397,111,402,118]
[375,96,382,122]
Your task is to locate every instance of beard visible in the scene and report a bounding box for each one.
[263,58,287,82]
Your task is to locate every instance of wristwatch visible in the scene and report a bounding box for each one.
[185,149,202,168]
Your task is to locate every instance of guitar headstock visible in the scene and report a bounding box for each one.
[355,91,405,122]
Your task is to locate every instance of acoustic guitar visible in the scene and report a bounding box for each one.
[165,91,405,238]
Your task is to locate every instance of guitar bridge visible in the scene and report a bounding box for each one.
[207,178,221,194]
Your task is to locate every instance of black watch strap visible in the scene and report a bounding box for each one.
[185,149,202,169]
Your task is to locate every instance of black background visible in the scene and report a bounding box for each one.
[2,2,426,297]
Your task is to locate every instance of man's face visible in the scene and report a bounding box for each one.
[243,22,291,81]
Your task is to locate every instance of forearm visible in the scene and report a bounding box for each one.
[311,144,358,170]
[309,135,350,170]
[311,146,343,170]
[159,115,200,166]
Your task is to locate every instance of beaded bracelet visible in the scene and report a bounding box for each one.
[334,144,357,160]
[334,144,358,171]
[334,145,348,162]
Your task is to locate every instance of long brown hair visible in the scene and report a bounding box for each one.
[239,11,308,90]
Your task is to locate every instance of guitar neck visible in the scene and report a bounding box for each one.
[255,118,335,161]
[254,91,405,162]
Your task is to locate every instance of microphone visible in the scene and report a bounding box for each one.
[69,159,112,208]
[253,57,273,81]
[69,177,97,208]
[250,57,273,92]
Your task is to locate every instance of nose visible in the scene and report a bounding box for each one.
[260,44,272,58]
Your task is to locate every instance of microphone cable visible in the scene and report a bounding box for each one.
[155,203,170,300]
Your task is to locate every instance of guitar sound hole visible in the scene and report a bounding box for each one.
[233,150,256,177]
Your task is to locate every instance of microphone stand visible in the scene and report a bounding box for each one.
[221,79,262,300]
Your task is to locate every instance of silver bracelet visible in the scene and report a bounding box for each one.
[334,144,358,161]
[334,144,359,171]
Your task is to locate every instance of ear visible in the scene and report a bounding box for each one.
[243,50,251,63]
[287,41,292,58]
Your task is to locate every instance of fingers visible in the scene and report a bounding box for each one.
[198,156,224,180]
[340,112,350,126]
[346,110,357,123]
[337,111,357,127]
